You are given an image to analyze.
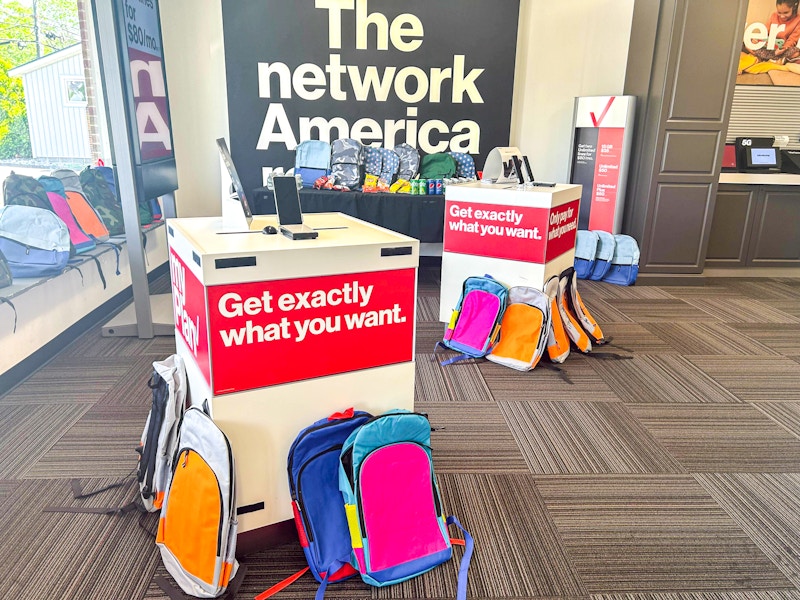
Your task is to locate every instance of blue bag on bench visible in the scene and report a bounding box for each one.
[0,205,70,278]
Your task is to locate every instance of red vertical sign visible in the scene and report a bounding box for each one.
[588,127,625,231]
[169,249,210,386]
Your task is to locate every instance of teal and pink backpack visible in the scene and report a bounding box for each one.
[339,409,473,597]
[435,275,509,365]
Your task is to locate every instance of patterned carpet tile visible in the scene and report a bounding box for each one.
[61,326,177,359]
[94,354,166,408]
[696,473,800,589]
[478,355,622,402]
[760,299,800,319]
[432,473,588,598]
[682,297,800,324]
[415,354,494,403]
[659,284,749,299]
[0,478,159,600]
[726,323,800,355]
[420,401,529,473]
[685,356,800,403]
[715,279,800,301]
[417,321,446,354]
[500,401,682,475]
[417,294,442,323]
[589,354,742,404]
[0,358,130,405]
[0,403,90,479]
[25,406,146,479]
[626,404,800,472]
[578,281,676,301]
[601,299,718,323]
[0,480,18,510]
[578,297,635,324]
[592,593,800,600]
[643,322,780,356]
[592,323,675,354]
[753,403,800,439]
[534,474,793,593]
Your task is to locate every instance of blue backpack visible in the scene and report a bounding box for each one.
[448,152,477,179]
[574,230,599,279]
[602,234,640,286]
[339,410,473,598]
[295,140,332,188]
[435,275,508,365]
[283,408,373,597]
[589,230,616,281]
[0,205,70,277]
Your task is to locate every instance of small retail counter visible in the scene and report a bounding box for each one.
[166,213,418,551]
[439,182,582,322]
[708,173,800,268]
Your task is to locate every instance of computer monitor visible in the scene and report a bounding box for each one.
[216,137,253,226]
[744,146,780,170]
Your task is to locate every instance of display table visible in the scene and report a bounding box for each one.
[253,187,445,243]
[439,182,582,322]
[167,213,418,551]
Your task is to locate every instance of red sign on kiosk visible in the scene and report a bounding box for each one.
[193,268,416,395]
[170,249,211,385]
[444,199,579,264]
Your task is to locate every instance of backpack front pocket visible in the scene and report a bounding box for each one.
[158,449,223,586]
[358,442,448,574]
[449,289,501,352]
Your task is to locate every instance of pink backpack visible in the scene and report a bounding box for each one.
[46,191,96,254]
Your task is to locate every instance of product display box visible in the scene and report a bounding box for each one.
[439,182,581,321]
[167,212,418,543]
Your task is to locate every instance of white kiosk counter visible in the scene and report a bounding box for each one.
[166,212,418,552]
[439,182,582,321]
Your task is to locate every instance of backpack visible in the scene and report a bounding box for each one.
[448,152,477,179]
[394,143,419,180]
[137,354,188,513]
[419,152,457,180]
[156,405,239,598]
[92,164,155,226]
[363,146,383,178]
[574,230,599,279]
[50,169,84,194]
[435,275,508,365]
[38,175,68,198]
[286,408,373,591]
[544,275,570,363]
[2,172,53,212]
[0,248,11,289]
[330,138,365,189]
[46,191,96,254]
[295,140,332,188]
[379,147,400,183]
[563,267,606,345]
[588,230,616,281]
[0,205,70,278]
[555,267,592,354]
[338,409,473,596]
[486,285,551,371]
[64,190,111,242]
[602,234,640,286]
[79,166,125,235]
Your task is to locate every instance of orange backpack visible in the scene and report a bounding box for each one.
[64,190,110,242]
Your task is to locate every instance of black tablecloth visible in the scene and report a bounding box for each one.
[252,187,445,243]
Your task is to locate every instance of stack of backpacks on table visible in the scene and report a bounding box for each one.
[293,138,477,194]
[0,164,163,282]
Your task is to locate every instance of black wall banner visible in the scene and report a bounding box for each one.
[222,0,520,198]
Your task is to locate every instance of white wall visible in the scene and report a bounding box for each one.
[160,0,229,217]
[510,0,635,182]
[159,0,634,217]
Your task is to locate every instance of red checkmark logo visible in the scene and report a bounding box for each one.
[590,96,615,127]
